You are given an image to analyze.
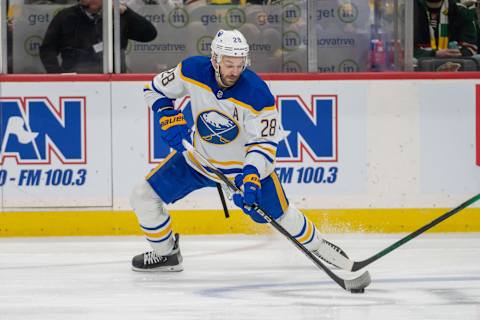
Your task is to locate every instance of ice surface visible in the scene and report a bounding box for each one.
[1,233,479,320]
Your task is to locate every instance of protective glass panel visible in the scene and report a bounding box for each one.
[3,0,410,74]
[370,0,405,72]
[315,0,405,72]
[7,0,105,74]
[124,0,308,73]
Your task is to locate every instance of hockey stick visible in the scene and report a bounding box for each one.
[349,193,480,272]
[216,183,230,218]
[182,140,371,292]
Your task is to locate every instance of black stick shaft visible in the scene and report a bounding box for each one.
[216,183,230,218]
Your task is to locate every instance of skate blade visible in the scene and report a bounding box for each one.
[132,264,184,272]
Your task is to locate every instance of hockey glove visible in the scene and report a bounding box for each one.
[233,165,262,220]
[158,108,191,152]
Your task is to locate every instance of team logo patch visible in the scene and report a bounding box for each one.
[197,110,238,145]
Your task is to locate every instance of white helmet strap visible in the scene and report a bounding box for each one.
[215,66,229,88]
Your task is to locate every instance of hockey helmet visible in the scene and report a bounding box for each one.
[211,29,250,68]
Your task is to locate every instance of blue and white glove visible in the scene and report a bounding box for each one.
[158,108,191,152]
[233,165,263,221]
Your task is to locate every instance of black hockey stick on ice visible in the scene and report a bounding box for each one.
[349,193,480,272]
[182,140,371,292]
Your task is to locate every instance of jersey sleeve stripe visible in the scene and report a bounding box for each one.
[246,149,274,163]
[245,141,278,148]
[246,144,276,158]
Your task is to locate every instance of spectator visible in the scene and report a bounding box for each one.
[414,0,478,59]
[460,0,480,53]
[39,0,157,73]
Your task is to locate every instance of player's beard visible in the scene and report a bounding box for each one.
[222,75,239,87]
[214,66,240,88]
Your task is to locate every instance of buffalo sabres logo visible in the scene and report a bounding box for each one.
[197,110,239,145]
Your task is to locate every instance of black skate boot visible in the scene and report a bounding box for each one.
[313,239,353,271]
[132,233,183,272]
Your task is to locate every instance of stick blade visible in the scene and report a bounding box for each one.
[344,270,371,291]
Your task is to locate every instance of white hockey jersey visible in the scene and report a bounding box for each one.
[144,56,280,182]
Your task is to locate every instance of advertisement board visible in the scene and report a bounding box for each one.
[420,82,479,194]
[0,81,112,207]
[0,74,478,212]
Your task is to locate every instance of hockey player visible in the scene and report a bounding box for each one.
[130,29,351,272]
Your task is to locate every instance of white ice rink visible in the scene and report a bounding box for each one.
[1,233,479,320]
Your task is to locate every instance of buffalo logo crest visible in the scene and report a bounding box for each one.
[197,110,239,145]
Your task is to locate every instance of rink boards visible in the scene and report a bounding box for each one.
[0,73,479,236]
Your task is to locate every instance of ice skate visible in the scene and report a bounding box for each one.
[132,233,183,272]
